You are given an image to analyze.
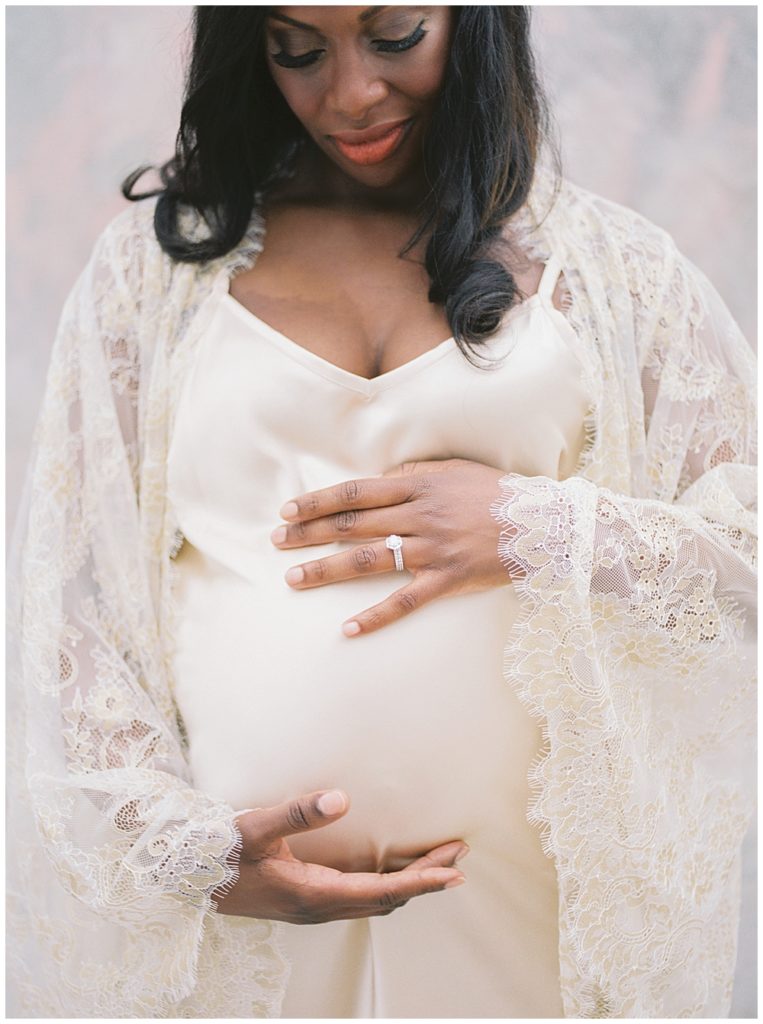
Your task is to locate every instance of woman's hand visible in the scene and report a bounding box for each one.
[270,458,515,637]
[214,789,468,924]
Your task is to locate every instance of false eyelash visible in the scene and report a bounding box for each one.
[271,19,428,69]
[373,20,427,54]
[270,47,324,69]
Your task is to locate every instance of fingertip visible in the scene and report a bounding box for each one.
[443,876,466,889]
[317,790,348,816]
[423,868,465,889]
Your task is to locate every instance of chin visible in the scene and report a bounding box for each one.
[339,154,428,201]
[345,163,410,189]
[312,130,426,198]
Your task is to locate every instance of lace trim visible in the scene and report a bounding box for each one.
[489,473,754,1016]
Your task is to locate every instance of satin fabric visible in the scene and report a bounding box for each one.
[167,256,590,1017]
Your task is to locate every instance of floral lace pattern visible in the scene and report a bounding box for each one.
[7,195,291,1017]
[490,178,755,1016]
[7,158,755,1017]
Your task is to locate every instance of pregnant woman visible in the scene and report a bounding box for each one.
[8,6,756,1019]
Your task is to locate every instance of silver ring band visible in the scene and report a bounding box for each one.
[385,534,405,571]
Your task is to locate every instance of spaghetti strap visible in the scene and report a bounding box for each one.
[536,254,563,302]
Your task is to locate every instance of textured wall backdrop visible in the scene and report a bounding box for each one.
[6,6,756,1015]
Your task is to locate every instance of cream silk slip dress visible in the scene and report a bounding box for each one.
[167,255,592,1018]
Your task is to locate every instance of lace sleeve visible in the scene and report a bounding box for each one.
[489,239,756,1017]
[7,209,249,1016]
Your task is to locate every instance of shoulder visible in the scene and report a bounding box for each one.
[86,196,227,312]
[83,197,167,308]
[539,176,694,328]
[509,163,683,289]
[91,195,264,291]
[94,195,161,260]
[552,177,679,269]
[559,180,725,305]
[547,178,751,370]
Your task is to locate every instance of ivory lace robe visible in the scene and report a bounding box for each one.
[7,162,756,1018]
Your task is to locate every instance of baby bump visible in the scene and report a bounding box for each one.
[170,539,542,873]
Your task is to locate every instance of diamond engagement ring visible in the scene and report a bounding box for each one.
[385,534,405,571]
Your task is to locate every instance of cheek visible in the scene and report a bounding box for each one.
[409,31,452,101]
[416,64,448,102]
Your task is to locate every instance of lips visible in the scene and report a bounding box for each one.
[329,118,413,166]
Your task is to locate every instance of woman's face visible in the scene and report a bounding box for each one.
[264,6,454,196]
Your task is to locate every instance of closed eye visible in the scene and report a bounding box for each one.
[270,47,325,69]
[270,20,428,69]
[373,20,427,54]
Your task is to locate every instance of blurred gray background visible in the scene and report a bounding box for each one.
[6,6,756,1015]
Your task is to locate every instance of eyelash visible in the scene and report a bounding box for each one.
[270,20,428,69]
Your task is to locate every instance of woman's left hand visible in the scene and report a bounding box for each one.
[270,458,516,637]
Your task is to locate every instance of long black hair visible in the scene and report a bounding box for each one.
[122,6,560,361]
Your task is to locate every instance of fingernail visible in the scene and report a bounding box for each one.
[444,876,466,889]
[454,845,470,863]
[271,526,287,544]
[317,790,347,815]
[342,621,361,637]
[285,566,304,585]
[280,501,299,520]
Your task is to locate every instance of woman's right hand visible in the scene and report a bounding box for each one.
[213,789,469,924]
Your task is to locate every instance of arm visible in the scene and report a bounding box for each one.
[9,209,264,1015]
[8,206,469,1017]
[8,207,280,1015]
[490,242,755,714]
[489,236,756,1016]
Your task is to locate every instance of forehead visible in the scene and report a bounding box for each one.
[266,6,425,32]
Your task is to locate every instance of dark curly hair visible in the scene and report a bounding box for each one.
[122,6,560,362]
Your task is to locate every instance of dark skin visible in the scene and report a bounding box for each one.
[217,5,560,923]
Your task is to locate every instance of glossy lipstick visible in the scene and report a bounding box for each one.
[329,119,412,166]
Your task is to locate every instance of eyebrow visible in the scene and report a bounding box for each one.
[266,6,389,32]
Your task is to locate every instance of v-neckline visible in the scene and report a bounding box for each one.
[219,217,556,396]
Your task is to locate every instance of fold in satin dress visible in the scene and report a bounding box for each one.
[166,255,592,1018]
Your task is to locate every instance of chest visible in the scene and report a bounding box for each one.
[228,204,545,381]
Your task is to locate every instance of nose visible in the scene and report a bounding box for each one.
[325,47,389,123]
